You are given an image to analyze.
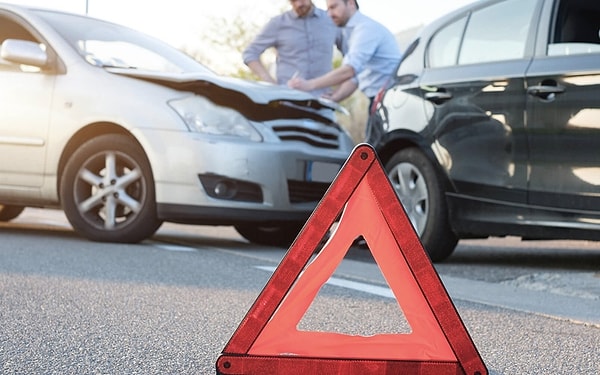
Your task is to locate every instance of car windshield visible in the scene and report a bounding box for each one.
[33,10,213,74]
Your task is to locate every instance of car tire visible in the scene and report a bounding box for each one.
[235,222,304,247]
[385,148,458,262]
[0,204,25,221]
[60,134,162,243]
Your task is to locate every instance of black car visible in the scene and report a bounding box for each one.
[367,0,600,261]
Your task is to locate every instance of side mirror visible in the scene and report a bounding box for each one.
[1,39,48,68]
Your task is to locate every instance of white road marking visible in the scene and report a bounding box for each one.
[152,243,196,252]
[256,265,394,298]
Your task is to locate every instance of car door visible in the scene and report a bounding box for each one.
[0,13,54,189]
[419,0,542,204]
[526,0,600,211]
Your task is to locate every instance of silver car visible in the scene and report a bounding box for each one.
[0,4,354,246]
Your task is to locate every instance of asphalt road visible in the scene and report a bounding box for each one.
[0,209,599,374]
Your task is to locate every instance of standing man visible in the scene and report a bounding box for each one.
[288,0,401,107]
[243,0,340,96]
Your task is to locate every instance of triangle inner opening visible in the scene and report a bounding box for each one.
[298,236,412,335]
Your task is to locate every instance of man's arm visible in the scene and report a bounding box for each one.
[324,79,358,103]
[242,16,279,84]
[246,60,276,84]
[288,64,355,94]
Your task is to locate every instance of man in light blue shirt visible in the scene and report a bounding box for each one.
[243,0,340,96]
[289,0,402,106]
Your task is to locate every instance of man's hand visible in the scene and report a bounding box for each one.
[288,76,312,92]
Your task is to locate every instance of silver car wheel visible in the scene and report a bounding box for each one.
[61,134,161,243]
[384,148,458,262]
[387,161,429,235]
[75,150,143,229]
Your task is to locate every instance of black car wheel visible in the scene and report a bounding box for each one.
[0,204,25,221]
[235,222,304,247]
[60,134,162,243]
[385,148,458,262]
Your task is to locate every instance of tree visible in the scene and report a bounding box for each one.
[182,3,283,78]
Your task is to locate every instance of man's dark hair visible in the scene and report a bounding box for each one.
[344,0,359,10]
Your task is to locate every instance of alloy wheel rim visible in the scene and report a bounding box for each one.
[388,162,428,235]
[73,150,146,230]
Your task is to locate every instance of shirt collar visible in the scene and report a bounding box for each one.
[345,10,363,28]
[290,5,317,19]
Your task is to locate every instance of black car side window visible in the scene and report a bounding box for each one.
[459,0,539,65]
[549,0,600,56]
[427,16,468,68]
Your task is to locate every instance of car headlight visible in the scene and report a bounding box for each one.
[169,95,262,142]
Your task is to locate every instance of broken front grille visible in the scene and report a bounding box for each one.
[273,125,339,149]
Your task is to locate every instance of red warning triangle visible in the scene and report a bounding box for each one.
[216,144,487,375]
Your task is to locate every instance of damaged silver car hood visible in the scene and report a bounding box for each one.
[106,68,348,115]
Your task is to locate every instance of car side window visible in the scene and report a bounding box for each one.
[459,0,539,65]
[427,16,468,68]
[548,0,600,56]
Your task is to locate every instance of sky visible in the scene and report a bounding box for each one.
[5,0,476,72]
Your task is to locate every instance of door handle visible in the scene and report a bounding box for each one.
[424,91,453,104]
[527,84,565,100]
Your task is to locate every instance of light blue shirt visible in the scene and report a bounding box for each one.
[341,11,402,98]
[243,7,341,95]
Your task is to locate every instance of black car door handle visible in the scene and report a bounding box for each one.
[527,84,565,99]
[424,91,453,104]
